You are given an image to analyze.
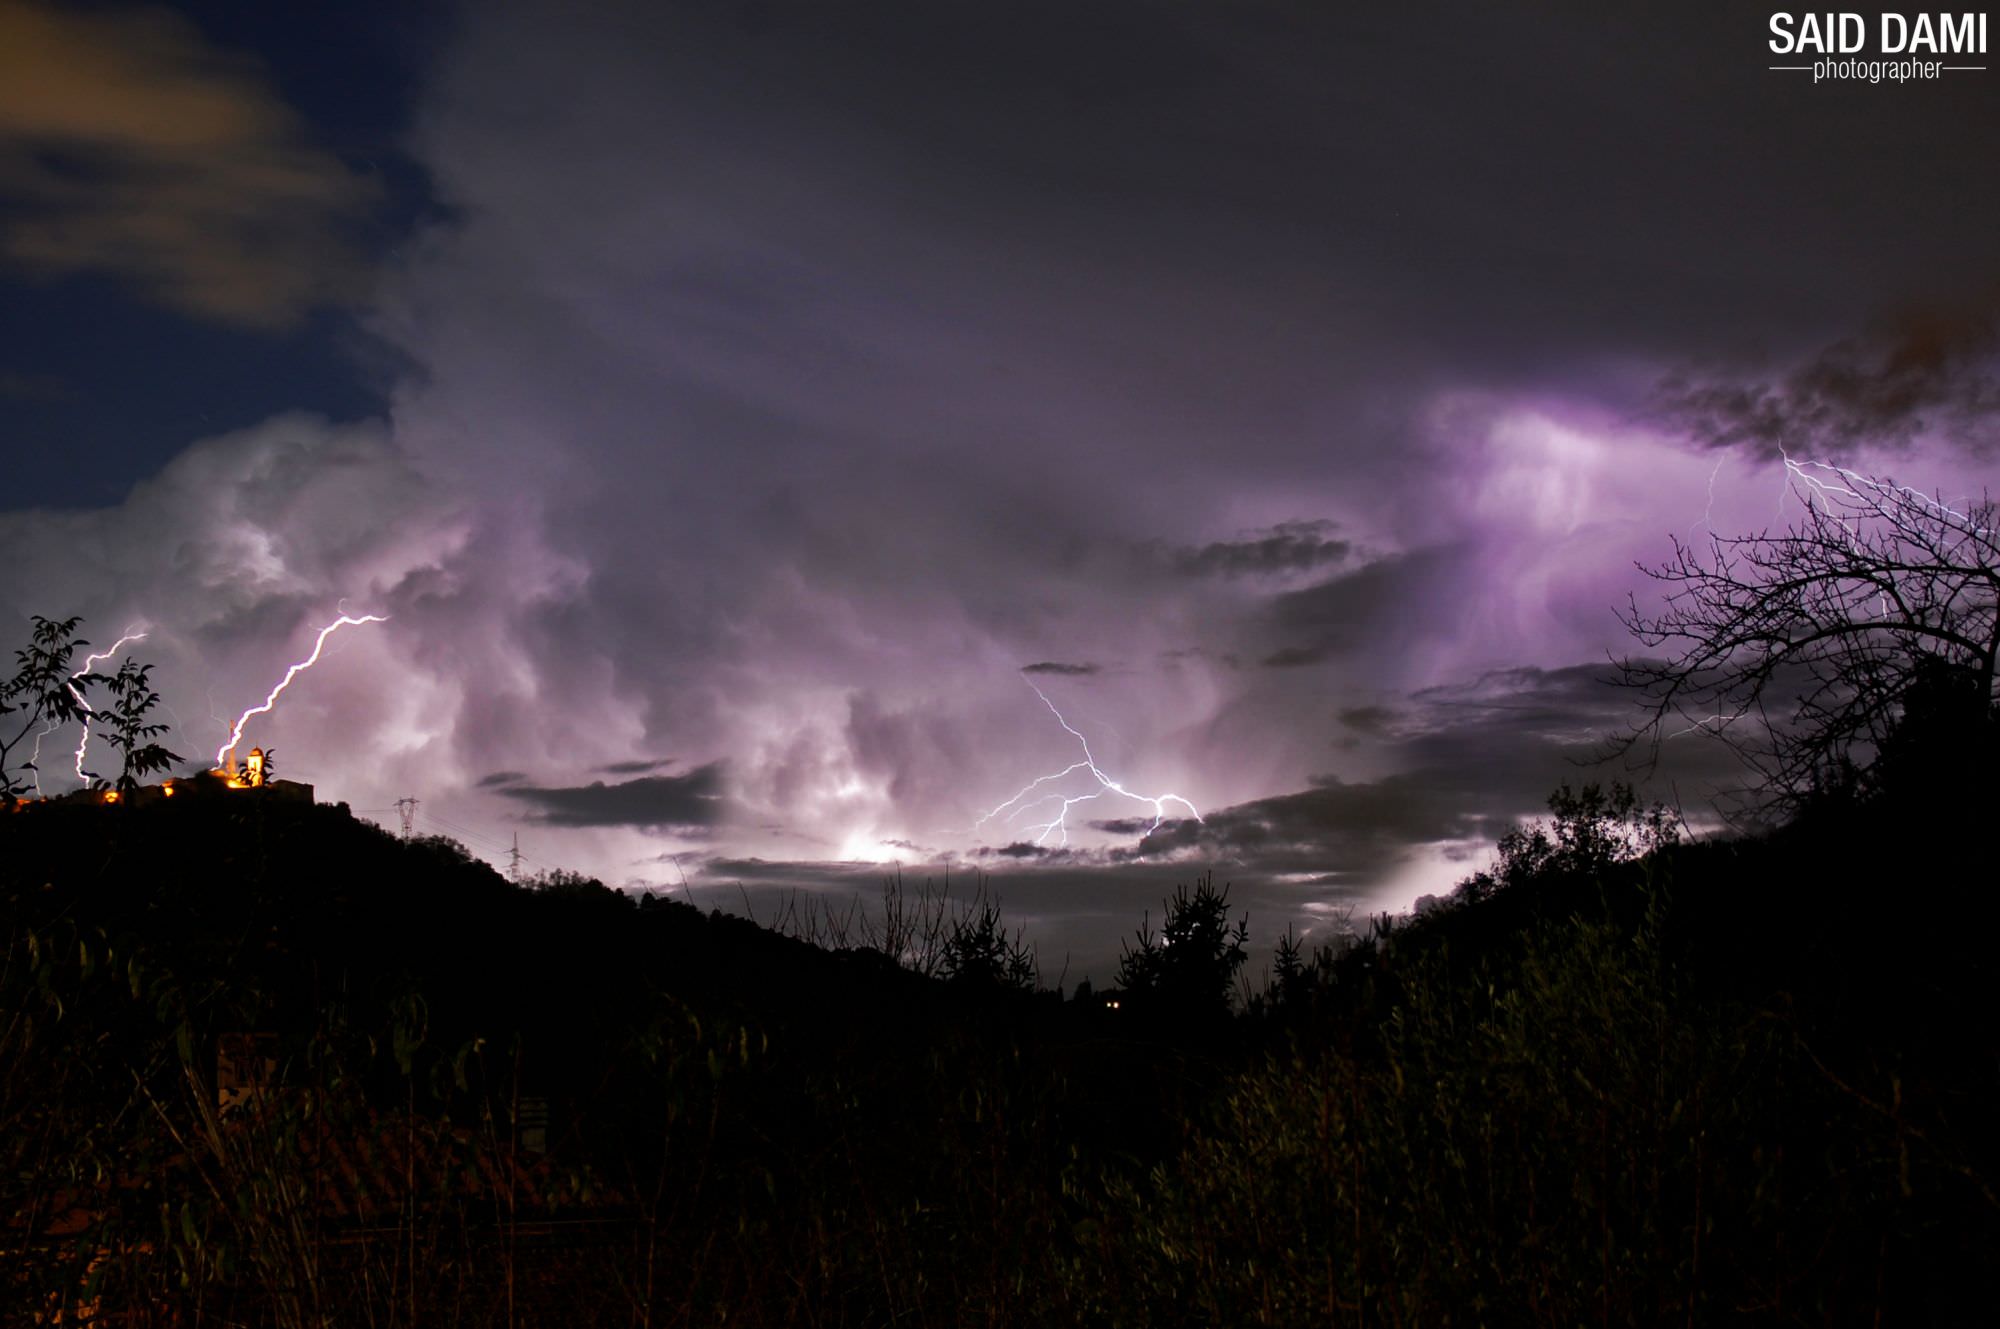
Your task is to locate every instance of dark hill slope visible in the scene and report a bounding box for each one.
[5,785,1997,1324]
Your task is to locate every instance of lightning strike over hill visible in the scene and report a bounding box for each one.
[217,614,388,768]
[975,679,1201,849]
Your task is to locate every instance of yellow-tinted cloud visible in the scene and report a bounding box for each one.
[0,0,376,327]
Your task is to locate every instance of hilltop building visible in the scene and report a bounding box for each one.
[19,745,314,810]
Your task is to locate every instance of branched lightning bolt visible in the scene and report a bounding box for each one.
[1778,453,1992,619]
[1781,453,1988,534]
[975,680,1201,848]
[1664,454,1990,746]
[70,630,149,783]
[216,614,388,767]
[24,627,148,791]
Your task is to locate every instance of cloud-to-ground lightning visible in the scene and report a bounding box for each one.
[23,626,149,791]
[975,679,1201,848]
[70,629,149,783]
[216,614,388,768]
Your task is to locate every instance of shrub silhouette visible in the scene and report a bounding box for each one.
[1116,873,1248,1023]
[940,898,1037,990]
[1456,780,1677,903]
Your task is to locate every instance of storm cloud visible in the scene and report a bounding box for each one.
[498,764,726,831]
[1658,299,2000,459]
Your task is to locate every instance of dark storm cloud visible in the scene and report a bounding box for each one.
[1254,548,1464,669]
[983,841,1055,860]
[1123,774,1499,881]
[476,770,526,788]
[1166,522,1352,580]
[1021,661,1100,677]
[1404,665,1630,741]
[1260,644,1335,669]
[598,758,675,776]
[1658,300,2000,458]
[1106,662,1734,881]
[1337,705,1397,737]
[499,763,725,830]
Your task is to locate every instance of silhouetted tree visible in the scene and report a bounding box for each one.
[940,900,1036,991]
[1271,924,1307,1006]
[1117,874,1248,1021]
[0,616,93,804]
[1456,781,1677,903]
[93,659,181,792]
[1617,463,2000,810]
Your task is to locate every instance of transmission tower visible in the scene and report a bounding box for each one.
[508,832,523,883]
[394,797,418,840]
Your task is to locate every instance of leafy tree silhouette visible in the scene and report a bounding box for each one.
[1116,873,1248,1023]
[1617,465,2000,812]
[93,659,182,793]
[1,617,183,800]
[1456,781,1678,904]
[0,616,94,804]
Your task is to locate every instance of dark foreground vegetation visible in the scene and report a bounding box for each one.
[3,756,1995,1326]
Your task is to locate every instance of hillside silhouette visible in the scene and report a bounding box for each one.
[5,737,1997,1324]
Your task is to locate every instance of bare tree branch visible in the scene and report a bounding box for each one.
[1613,460,1999,812]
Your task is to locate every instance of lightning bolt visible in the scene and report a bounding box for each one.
[70,630,149,783]
[1662,455,1990,746]
[975,679,1201,848]
[216,613,388,768]
[25,718,57,797]
[1777,454,1994,621]
[1781,453,1988,534]
[1689,455,1725,538]
[23,627,149,791]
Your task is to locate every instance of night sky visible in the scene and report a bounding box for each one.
[3,0,1996,979]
